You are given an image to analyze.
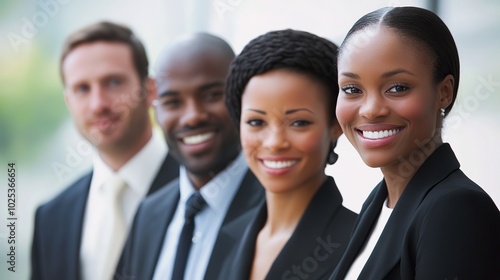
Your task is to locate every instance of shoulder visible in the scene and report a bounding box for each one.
[36,172,92,217]
[136,178,180,216]
[408,168,500,244]
[419,169,497,218]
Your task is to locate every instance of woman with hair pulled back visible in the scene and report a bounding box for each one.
[329,6,500,280]
[219,29,357,279]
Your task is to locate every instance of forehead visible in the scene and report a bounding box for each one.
[338,27,433,74]
[62,41,135,84]
[242,69,329,111]
[156,50,229,91]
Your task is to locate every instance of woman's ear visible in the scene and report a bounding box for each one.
[330,119,343,140]
[438,74,454,110]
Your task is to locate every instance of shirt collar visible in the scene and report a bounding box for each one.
[179,152,248,214]
[92,132,167,195]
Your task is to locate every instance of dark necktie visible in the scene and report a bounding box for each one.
[171,192,207,280]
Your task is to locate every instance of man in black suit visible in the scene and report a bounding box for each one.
[118,33,264,280]
[31,21,178,280]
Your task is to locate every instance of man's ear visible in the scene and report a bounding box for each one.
[145,77,157,106]
[438,74,454,111]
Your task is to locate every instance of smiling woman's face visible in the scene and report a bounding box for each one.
[240,69,341,194]
[336,27,452,171]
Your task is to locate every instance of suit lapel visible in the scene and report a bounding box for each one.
[204,171,265,279]
[140,180,180,279]
[64,172,92,280]
[331,181,387,280]
[357,144,460,279]
[266,177,344,279]
[147,153,179,195]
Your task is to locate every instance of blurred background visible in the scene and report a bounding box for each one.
[0,0,499,279]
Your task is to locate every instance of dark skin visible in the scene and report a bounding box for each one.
[154,34,240,189]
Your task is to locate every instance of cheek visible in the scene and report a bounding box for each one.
[335,98,357,129]
[240,127,260,157]
[294,131,329,158]
[156,111,177,133]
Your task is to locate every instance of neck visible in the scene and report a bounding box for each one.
[99,128,152,172]
[382,134,442,208]
[264,175,325,234]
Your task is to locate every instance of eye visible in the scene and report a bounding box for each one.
[341,85,362,95]
[158,97,181,109]
[387,84,409,93]
[291,120,311,127]
[204,91,223,102]
[107,77,123,88]
[74,84,90,94]
[246,119,265,127]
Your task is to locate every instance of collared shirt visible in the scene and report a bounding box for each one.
[80,133,167,280]
[345,198,394,280]
[153,152,248,280]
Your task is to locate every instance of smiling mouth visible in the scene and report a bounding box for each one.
[359,128,401,140]
[262,160,297,169]
[182,132,215,145]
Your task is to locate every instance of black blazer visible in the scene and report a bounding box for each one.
[329,144,500,280]
[118,170,265,280]
[220,176,357,280]
[31,154,179,280]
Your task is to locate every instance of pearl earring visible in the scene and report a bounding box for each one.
[440,108,446,117]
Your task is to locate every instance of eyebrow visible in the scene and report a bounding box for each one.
[381,69,416,78]
[340,69,416,80]
[245,108,314,115]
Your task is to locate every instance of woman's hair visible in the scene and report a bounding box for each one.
[225,29,339,126]
[339,6,460,116]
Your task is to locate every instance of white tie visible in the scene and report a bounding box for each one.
[94,176,127,280]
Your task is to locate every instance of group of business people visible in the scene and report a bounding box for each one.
[31,6,500,280]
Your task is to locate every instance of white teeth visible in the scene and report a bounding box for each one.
[362,129,400,140]
[183,132,215,145]
[263,160,297,169]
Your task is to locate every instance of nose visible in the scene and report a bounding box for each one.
[263,124,290,151]
[359,92,389,120]
[89,85,112,115]
[180,99,209,127]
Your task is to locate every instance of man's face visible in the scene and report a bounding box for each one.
[154,52,240,183]
[62,41,154,154]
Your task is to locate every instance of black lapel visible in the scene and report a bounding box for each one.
[224,202,267,280]
[204,170,265,279]
[147,153,179,195]
[357,144,460,279]
[265,177,345,279]
[330,180,387,280]
[136,179,180,279]
[61,172,93,280]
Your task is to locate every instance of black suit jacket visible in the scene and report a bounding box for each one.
[118,169,265,280]
[219,176,357,280]
[31,154,179,280]
[329,144,500,280]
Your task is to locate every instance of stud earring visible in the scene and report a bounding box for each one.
[440,108,446,117]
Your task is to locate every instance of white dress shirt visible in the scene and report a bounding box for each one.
[80,133,167,280]
[153,153,248,280]
[345,198,394,280]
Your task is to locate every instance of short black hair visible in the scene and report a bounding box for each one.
[339,6,460,116]
[225,29,339,126]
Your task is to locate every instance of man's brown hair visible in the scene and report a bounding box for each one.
[60,21,149,84]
